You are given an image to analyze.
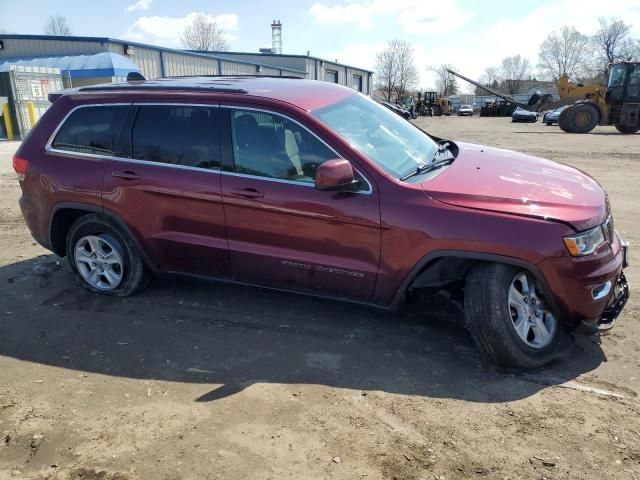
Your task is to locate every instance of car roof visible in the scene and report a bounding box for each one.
[69,76,357,111]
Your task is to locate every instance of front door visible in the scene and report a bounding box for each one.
[101,102,229,277]
[219,106,380,300]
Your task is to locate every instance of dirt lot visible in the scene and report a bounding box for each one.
[1,117,639,480]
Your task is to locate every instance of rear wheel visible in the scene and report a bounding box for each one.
[615,124,639,134]
[464,263,570,368]
[66,214,150,296]
[558,104,599,133]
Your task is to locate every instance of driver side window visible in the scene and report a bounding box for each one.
[230,109,336,183]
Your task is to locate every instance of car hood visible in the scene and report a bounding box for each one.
[421,142,607,231]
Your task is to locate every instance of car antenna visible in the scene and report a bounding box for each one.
[126,72,146,82]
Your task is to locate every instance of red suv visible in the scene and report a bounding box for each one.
[14,77,629,368]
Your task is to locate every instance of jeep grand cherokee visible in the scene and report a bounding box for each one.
[14,77,630,368]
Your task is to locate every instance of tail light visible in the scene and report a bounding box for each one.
[13,155,29,181]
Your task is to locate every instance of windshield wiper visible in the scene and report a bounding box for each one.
[400,140,457,181]
[400,157,455,181]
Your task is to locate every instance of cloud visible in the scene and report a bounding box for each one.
[319,0,640,90]
[308,0,474,34]
[124,0,152,13]
[308,3,373,27]
[124,12,239,48]
[327,42,385,70]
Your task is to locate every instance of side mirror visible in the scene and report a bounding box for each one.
[315,159,358,191]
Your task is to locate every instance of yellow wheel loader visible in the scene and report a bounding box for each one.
[448,63,640,134]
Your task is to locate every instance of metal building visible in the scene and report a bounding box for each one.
[194,51,372,94]
[0,35,372,93]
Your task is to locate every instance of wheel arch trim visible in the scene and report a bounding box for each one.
[390,250,561,318]
[49,202,158,273]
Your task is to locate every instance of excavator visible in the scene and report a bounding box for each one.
[447,62,640,134]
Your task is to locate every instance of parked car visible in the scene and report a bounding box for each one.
[511,106,538,123]
[381,101,412,120]
[543,106,569,125]
[14,76,629,368]
[458,104,473,116]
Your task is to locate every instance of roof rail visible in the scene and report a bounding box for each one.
[164,74,304,80]
[77,83,248,94]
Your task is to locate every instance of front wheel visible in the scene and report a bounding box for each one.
[558,104,599,133]
[464,263,571,368]
[615,124,639,134]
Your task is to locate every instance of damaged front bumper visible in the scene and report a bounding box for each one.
[597,271,630,332]
[576,240,630,335]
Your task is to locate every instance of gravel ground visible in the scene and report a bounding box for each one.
[0,117,639,480]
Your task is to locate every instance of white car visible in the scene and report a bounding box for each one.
[458,104,473,116]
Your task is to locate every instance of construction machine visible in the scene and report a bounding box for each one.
[417,91,451,116]
[447,63,640,134]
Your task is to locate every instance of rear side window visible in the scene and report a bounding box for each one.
[131,105,220,170]
[52,105,128,156]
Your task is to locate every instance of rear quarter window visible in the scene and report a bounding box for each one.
[51,105,128,156]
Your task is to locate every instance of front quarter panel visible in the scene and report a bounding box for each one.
[373,183,572,305]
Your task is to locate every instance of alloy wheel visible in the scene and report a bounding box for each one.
[508,272,557,349]
[74,234,124,291]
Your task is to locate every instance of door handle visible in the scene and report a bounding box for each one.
[112,171,141,181]
[230,187,264,199]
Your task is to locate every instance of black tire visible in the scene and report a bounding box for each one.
[558,103,599,133]
[464,263,571,368]
[615,124,639,134]
[66,214,150,296]
[545,122,553,126]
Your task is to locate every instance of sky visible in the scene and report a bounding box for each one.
[1,0,640,92]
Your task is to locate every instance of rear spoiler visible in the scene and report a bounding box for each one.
[48,91,65,103]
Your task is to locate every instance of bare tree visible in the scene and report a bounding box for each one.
[181,13,229,51]
[374,43,399,101]
[592,17,637,82]
[374,39,417,102]
[475,66,500,95]
[538,26,591,83]
[395,41,418,100]
[428,64,459,97]
[499,55,531,94]
[43,15,72,36]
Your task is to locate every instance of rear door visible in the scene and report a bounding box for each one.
[101,102,229,276]
[219,105,381,300]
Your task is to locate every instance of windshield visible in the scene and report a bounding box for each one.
[608,64,626,88]
[311,94,439,179]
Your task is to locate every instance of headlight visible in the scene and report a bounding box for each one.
[563,226,605,256]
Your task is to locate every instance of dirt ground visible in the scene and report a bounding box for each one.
[1,117,639,480]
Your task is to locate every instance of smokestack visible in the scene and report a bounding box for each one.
[271,20,282,54]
